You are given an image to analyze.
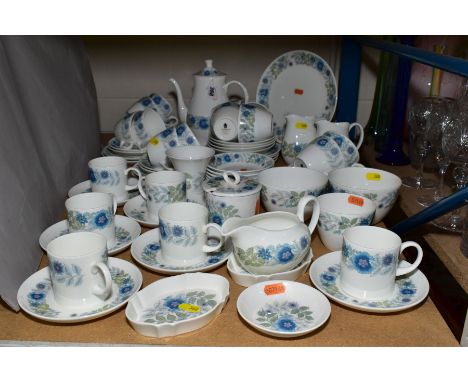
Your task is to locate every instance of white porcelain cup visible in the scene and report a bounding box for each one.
[127,93,175,123]
[65,192,117,250]
[340,226,423,299]
[46,232,113,308]
[238,102,273,143]
[88,156,143,202]
[114,112,135,149]
[317,193,376,251]
[166,146,215,205]
[322,131,361,167]
[158,202,224,265]
[316,120,364,148]
[138,171,187,221]
[293,135,345,175]
[210,101,240,142]
[130,108,167,149]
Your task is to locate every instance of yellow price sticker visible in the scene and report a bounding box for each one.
[295,122,308,129]
[366,172,381,181]
[178,303,200,313]
[149,137,159,146]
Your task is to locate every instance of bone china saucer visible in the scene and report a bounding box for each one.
[130,228,230,275]
[123,195,159,227]
[17,258,143,323]
[309,251,430,313]
[39,215,141,256]
[68,179,140,206]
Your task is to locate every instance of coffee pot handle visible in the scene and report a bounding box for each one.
[396,241,423,277]
[224,80,249,103]
[296,195,320,234]
[349,123,364,149]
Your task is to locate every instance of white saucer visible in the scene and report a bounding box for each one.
[17,257,143,323]
[227,249,313,287]
[39,215,141,256]
[130,228,230,275]
[68,180,140,206]
[309,251,430,313]
[123,195,159,227]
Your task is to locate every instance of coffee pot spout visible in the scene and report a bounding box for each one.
[169,78,188,123]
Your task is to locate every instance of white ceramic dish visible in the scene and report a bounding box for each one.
[208,152,274,175]
[256,50,337,141]
[227,249,313,287]
[309,251,430,313]
[17,257,142,323]
[126,272,229,338]
[68,179,140,206]
[39,215,141,256]
[123,195,160,227]
[237,280,331,338]
[130,228,230,275]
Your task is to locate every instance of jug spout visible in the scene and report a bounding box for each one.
[169,78,188,123]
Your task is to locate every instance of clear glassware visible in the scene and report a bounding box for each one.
[402,97,451,189]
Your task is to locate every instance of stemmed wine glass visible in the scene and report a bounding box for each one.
[402,97,451,189]
[432,106,468,232]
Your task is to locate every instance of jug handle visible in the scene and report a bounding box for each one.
[224,80,249,103]
[349,122,364,149]
[296,195,320,234]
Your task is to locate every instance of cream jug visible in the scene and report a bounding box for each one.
[281,114,316,165]
[169,59,249,145]
[207,195,320,275]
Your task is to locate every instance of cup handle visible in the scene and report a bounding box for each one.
[91,262,113,301]
[396,241,423,277]
[125,167,143,191]
[224,80,249,103]
[166,116,179,127]
[296,195,320,234]
[202,223,224,253]
[112,195,118,214]
[349,123,364,149]
[138,176,147,200]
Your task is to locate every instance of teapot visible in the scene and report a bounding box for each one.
[206,195,320,275]
[169,59,249,145]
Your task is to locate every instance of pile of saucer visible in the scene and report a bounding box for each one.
[102,137,146,164]
[206,152,275,178]
[134,154,162,175]
[208,135,280,161]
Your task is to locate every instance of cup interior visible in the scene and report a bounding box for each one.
[259,167,327,191]
[65,192,113,211]
[343,226,401,250]
[166,146,215,161]
[89,156,126,169]
[329,167,402,191]
[47,232,106,259]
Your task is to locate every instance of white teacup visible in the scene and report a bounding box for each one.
[138,171,187,221]
[114,112,135,149]
[293,135,345,175]
[46,232,113,308]
[238,102,273,143]
[210,101,240,142]
[322,131,361,167]
[317,193,376,251]
[88,156,143,202]
[158,202,224,265]
[65,192,117,249]
[340,226,423,299]
[316,120,364,148]
[127,93,175,123]
[130,108,167,149]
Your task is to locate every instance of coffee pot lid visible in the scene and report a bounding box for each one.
[195,59,225,77]
[202,171,261,197]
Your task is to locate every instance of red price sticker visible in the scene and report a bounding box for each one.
[264,283,285,296]
[294,88,304,95]
[348,195,364,207]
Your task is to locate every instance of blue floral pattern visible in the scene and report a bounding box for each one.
[88,169,120,186]
[188,114,210,131]
[330,185,399,213]
[255,300,314,332]
[318,212,375,235]
[323,131,359,166]
[281,142,307,163]
[141,290,217,324]
[341,242,396,276]
[235,235,310,269]
[49,261,83,287]
[206,198,240,225]
[238,104,256,142]
[159,220,198,247]
[261,185,325,209]
[147,182,186,204]
[318,264,418,308]
[210,152,274,172]
[67,207,114,232]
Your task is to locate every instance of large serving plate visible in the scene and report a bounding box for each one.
[256,50,337,140]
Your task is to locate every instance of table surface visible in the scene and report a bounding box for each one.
[0,211,459,347]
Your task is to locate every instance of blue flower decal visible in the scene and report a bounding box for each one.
[233,154,240,159]
[142,98,151,106]
[149,243,160,251]
[173,225,184,237]
[52,261,64,274]
[275,318,297,332]
[153,96,161,104]
[277,245,294,263]
[161,129,172,138]
[300,236,309,250]
[169,140,177,147]
[101,170,109,179]
[211,213,223,225]
[401,288,415,295]
[223,154,231,162]
[347,147,355,154]
[316,138,328,146]
[260,89,269,97]
[165,297,184,310]
[199,118,209,129]
[331,147,339,155]
[294,145,302,153]
[257,248,272,260]
[94,212,109,227]
[28,291,45,302]
[352,252,374,274]
[137,123,144,130]
[317,61,324,71]
[321,273,336,282]
[160,222,168,239]
[119,284,133,295]
[186,137,194,144]
[176,125,185,136]
[382,254,394,266]
[207,256,220,264]
[88,169,96,183]
[76,213,88,225]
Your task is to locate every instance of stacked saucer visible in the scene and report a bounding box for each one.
[135,154,164,175]
[206,152,275,178]
[102,137,146,164]
[208,135,278,155]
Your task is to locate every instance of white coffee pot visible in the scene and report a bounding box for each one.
[169,59,248,145]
